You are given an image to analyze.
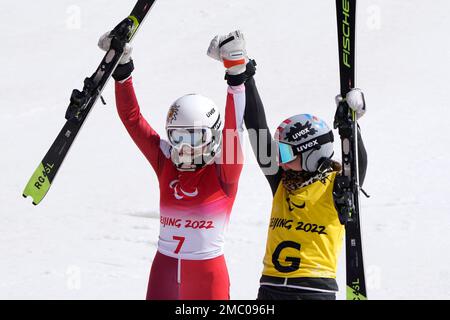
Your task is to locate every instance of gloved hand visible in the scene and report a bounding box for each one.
[98,31,134,81]
[335,88,366,119]
[207,30,248,76]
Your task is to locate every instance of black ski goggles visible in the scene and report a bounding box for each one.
[276,131,334,164]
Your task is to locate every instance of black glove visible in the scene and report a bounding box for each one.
[225,59,257,86]
[112,60,134,81]
[98,31,134,81]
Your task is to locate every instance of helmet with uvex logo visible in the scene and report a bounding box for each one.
[165,94,223,171]
[274,114,334,172]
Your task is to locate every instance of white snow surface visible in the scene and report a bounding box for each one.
[1,0,450,300]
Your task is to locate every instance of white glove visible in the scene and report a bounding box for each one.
[98,32,133,65]
[207,30,248,75]
[335,88,366,119]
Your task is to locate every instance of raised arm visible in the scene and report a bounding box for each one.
[98,32,164,174]
[243,76,282,196]
[207,31,249,195]
[357,126,368,186]
[341,88,368,186]
[216,84,245,194]
[334,89,368,224]
[115,78,164,174]
[207,30,281,196]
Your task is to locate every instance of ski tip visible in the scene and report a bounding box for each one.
[22,194,27,198]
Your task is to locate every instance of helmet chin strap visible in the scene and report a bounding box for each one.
[176,163,200,172]
[170,143,220,172]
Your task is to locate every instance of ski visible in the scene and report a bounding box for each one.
[23,0,158,205]
[334,0,367,300]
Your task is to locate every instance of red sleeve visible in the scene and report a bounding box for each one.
[217,85,245,194]
[115,77,163,174]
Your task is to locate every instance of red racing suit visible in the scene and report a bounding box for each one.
[115,78,245,299]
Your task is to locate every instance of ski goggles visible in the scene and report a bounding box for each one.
[277,141,298,164]
[167,128,212,148]
[276,131,334,164]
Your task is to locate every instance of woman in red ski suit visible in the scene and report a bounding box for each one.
[99,30,254,299]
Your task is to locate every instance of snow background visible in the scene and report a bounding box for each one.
[1,0,449,299]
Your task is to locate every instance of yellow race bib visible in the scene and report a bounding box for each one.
[262,172,344,279]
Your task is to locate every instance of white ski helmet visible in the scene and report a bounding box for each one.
[274,114,334,172]
[165,94,223,171]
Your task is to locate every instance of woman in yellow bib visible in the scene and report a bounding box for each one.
[242,72,367,299]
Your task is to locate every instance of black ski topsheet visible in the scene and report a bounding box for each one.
[335,0,367,300]
[337,0,356,96]
[23,0,157,205]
